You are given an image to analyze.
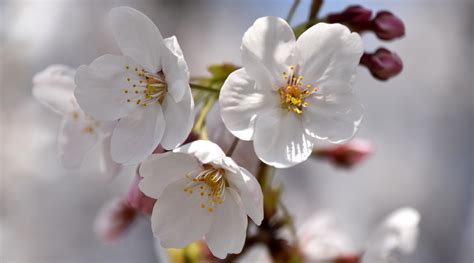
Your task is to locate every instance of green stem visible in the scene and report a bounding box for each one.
[286,0,301,24]
[193,95,216,139]
[189,83,220,94]
[279,201,298,243]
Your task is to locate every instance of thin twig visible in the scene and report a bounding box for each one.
[286,0,301,24]
[307,0,323,28]
[225,137,239,156]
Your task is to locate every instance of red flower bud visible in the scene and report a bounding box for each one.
[327,5,372,27]
[94,197,137,242]
[360,48,403,81]
[372,11,405,40]
[127,174,156,215]
[315,139,373,169]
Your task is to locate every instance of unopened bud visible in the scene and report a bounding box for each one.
[94,197,136,242]
[360,48,403,81]
[127,174,156,215]
[315,139,373,168]
[327,5,372,27]
[372,11,405,40]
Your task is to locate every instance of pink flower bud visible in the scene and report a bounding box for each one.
[94,197,136,242]
[315,139,373,168]
[327,5,372,27]
[360,48,403,81]
[127,174,156,215]
[372,11,405,40]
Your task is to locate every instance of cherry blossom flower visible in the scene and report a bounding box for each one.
[32,65,121,175]
[138,140,263,259]
[74,7,194,165]
[219,17,364,168]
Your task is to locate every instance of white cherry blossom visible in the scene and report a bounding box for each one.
[74,7,194,165]
[32,65,121,175]
[138,140,263,259]
[219,17,364,168]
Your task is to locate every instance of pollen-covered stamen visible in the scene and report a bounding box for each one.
[278,65,318,115]
[182,165,226,213]
[123,66,168,107]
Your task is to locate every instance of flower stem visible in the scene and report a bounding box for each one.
[190,83,220,94]
[225,137,239,156]
[286,0,301,24]
[279,200,298,244]
[193,95,216,140]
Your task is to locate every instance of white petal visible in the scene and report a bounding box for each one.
[74,54,144,121]
[160,85,194,150]
[225,167,263,225]
[303,93,363,143]
[152,178,213,248]
[139,152,201,199]
[219,68,278,140]
[111,104,165,164]
[299,212,356,261]
[253,110,314,168]
[32,65,76,115]
[242,16,296,89]
[205,188,247,259]
[174,140,225,164]
[161,36,190,102]
[99,136,123,177]
[108,7,164,73]
[58,111,100,168]
[295,23,363,92]
[362,208,420,263]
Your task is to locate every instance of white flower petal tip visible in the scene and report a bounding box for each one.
[75,7,193,164]
[220,18,364,168]
[382,207,421,254]
[139,140,263,258]
[32,65,76,115]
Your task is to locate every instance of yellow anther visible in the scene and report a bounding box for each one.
[127,78,131,82]
[136,99,141,105]
[135,90,139,94]
[83,126,94,133]
[208,207,214,212]
[143,103,148,106]
[72,111,80,120]
[200,192,205,196]
[125,65,130,70]
[290,65,295,70]
[134,67,138,71]
[127,99,131,103]
[306,84,311,88]
[200,204,206,208]
[183,188,188,192]
[189,189,193,194]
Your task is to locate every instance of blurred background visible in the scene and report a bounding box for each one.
[0,0,473,262]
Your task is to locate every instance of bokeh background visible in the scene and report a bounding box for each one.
[1,0,473,262]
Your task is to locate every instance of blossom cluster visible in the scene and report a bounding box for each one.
[32,4,417,262]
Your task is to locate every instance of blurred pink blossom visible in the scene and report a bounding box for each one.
[315,139,374,168]
[94,197,137,242]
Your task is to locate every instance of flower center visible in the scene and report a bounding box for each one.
[183,165,226,213]
[123,65,168,107]
[278,65,318,115]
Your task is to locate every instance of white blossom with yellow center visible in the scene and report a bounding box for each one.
[74,7,194,165]
[32,65,121,176]
[219,17,364,168]
[138,140,264,259]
